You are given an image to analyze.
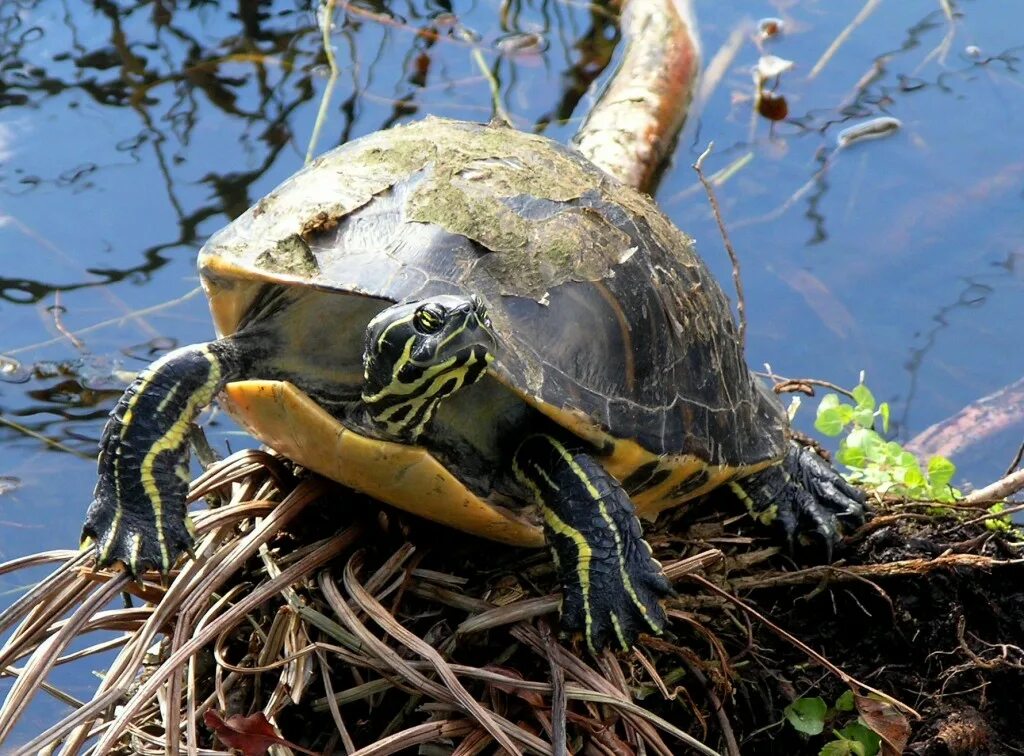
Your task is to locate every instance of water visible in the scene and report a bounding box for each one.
[0,0,1021,743]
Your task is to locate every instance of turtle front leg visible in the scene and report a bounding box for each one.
[82,340,247,576]
[512,434,671,653]
[731,440,866,555]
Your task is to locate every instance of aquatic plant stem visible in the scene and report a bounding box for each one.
[458,27,512,125]
[306,0,340,165]
[808,0,883,79]
[574,0,700,193]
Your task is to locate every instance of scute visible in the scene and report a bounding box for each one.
[199,117,789,470]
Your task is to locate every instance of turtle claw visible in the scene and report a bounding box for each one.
[560,538,671,653]
[82,492,193,577]
[736,441,866,555]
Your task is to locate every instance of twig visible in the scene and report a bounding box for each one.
[686,574,920,719]
[954,502,1024,530]
[668,151,754,205]
[758,371,858,400]
[694,143,746,352]
[915,0,958,72]
[540,621,568,756]
[681,658,740,756]
[963,469,1024,505]
[48,292,85,351]
[2,214,160,340]
[306,0,340,164]
[729,554,1024,590]
[808,0,884,79]
[1004,439,1024,477]
[3,286,202,358]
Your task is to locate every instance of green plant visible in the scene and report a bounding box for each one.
[784,691,883,756]
[813,383,960,502]
[984,502,1013,532]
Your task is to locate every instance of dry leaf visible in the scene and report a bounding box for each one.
[204,710,321,756]
[855,695,910,756]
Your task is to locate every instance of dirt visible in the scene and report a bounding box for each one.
[645,495,1024,755]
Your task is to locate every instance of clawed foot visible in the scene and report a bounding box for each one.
[556,514,672,653]
[548,478,673,652]
[733,440,866,556]
[82,488,194,576]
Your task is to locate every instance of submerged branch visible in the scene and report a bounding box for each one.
[573,0,700,193]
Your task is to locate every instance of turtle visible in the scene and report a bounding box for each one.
[82,117,865,653]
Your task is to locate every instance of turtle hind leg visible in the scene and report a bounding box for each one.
[512,434,671,654]
[733,440,866,556]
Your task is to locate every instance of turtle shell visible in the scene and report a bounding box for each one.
[199,117,788,515]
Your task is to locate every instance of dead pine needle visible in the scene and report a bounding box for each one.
[3,437,1024,752]
[808,0,884,79]
[694,142,746,352]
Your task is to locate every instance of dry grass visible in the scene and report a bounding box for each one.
[1,447,1022,754]
[0,450,731,754]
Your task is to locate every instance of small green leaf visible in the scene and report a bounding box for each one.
[835,690,856,712]
[852,384,875,412]
[896,450,919,470]
[815,408,846,437]
[927,456,956,488]
[837,722,881,756]
[818,393,840,412]
[820,740,863,756]
[785,697,828,735]
[985,502,1012,532]
[859,430,886,463]
[902,466,926,489]
[852,407,875,429]
[836,444,866,469]
[878,403,890,433]
[845,427,870,449]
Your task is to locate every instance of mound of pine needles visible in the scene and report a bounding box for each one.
[2,443,1024,755]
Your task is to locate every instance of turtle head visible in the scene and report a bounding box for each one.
[362,294,495,441]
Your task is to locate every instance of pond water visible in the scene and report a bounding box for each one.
[0,0,1021,744]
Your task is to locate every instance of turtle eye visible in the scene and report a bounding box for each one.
[413,303,445,334]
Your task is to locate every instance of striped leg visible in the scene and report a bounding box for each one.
[82,340,248,575]
[512,434,671,653]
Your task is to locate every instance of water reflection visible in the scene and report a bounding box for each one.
[0,0,1023,741]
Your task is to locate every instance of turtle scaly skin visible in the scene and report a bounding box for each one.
[83,118,864,653]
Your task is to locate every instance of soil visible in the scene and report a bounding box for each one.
[689,500,1024,755]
